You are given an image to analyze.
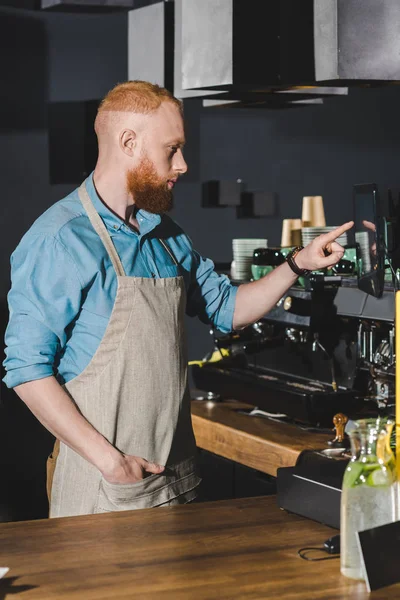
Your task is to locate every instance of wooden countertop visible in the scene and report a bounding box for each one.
[0,496,395,599]
[191,399,333,476]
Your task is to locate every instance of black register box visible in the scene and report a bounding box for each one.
[276,450,348,529]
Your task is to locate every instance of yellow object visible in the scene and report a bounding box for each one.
[283,296,292,311]
[377,421,394,464]
[188,347,230,367]
[396,292,400,482]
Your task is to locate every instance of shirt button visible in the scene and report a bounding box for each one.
[113,225,118,230]
[151,273,156,278]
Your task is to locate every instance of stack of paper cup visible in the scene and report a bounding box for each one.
[301,196,326,227]
[302,226,349,248]
[281,219,302,247]
[232,238,268,280]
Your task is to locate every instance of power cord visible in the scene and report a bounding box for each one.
[298,534,340,561]
[298,548,340,561]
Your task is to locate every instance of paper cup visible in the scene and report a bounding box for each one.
[302,196,326,227]
[281,219,294,247]
[291,219,302,246]
[281,219,303,247]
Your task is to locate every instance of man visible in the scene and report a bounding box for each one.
[3,81,353,518]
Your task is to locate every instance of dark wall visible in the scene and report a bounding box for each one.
[1,6,400,520]
[0,6,127,300]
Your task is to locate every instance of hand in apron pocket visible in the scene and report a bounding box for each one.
[95,471,169,513]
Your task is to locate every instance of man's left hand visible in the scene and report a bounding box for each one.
[295,221,354,272]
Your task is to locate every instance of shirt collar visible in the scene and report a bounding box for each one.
[85,173,161,236]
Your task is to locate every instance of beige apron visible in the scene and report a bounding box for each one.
[49,180,200,518]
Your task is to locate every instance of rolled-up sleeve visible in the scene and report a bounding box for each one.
[3,234,83,388]
[186,249,238,333]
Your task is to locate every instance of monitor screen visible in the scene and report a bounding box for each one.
[353,183,384,298]
[354,192,378,277]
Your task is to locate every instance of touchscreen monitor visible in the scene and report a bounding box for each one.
[353,183,385,298]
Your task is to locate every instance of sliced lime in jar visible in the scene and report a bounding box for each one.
[360,462,379,471]
[366,466,393,487]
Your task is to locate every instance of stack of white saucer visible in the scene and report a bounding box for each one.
[355,231,371,273]
[231,238,268,280]
[301,226,349,248]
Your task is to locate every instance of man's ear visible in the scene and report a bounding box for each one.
[119,129,136,156]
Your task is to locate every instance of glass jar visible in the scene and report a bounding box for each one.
[340,417,397,580]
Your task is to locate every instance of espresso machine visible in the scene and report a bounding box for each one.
[192,183,400,527]
[192,279,395,427]
[191,266,397,528]
[192,183,400,426]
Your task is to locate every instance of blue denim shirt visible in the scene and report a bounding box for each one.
[3,174,237,388]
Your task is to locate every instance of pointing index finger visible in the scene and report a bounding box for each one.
[320,221,354,244]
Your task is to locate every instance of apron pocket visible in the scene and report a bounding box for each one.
[95,473,168,513]
[95,458,200,513]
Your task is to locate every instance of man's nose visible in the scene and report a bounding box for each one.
[173,149,188,175]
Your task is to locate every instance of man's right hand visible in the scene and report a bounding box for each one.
[101,453,165,485]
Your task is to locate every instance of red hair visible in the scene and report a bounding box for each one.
[98,80,182,115]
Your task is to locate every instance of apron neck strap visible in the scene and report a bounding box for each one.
[78,180,126,277]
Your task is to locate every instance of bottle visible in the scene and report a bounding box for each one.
[340,417,397,580]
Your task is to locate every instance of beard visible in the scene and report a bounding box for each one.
[126,156,173,215]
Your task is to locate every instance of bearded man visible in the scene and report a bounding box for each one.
[3,81,352,518]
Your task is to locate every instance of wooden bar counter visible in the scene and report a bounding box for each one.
[191,398,333,476]
[0,496,396,599]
